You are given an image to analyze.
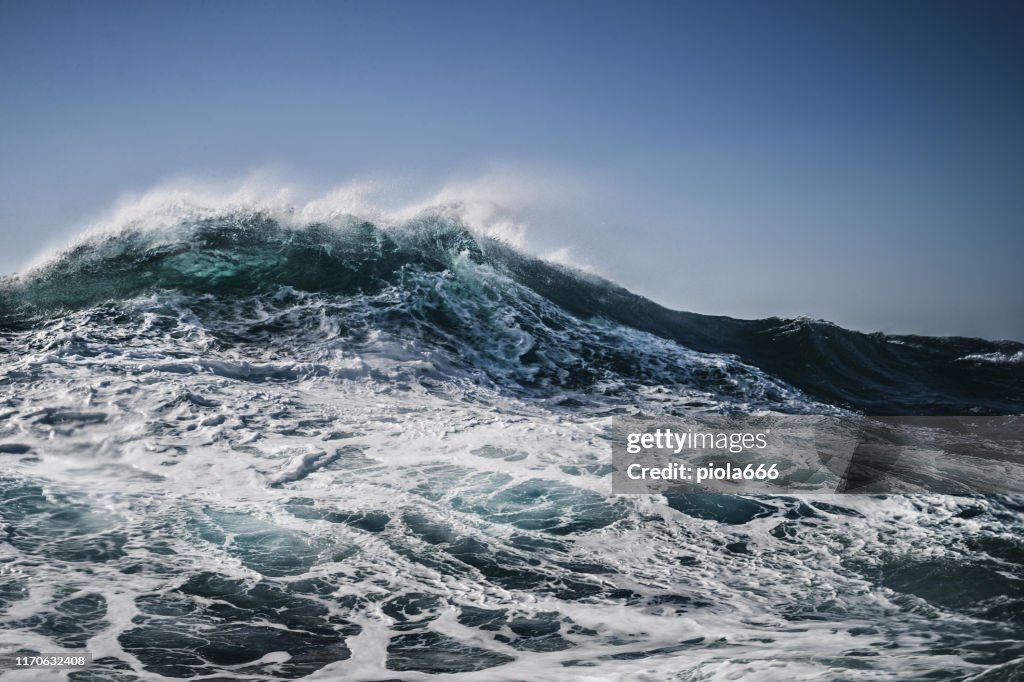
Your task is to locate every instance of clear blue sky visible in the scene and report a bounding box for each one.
[1,0,1022,340]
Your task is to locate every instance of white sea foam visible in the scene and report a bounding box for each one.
[0,286,1019,680]
[958,350,1024,365]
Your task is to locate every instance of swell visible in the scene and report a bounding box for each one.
[493,242,1024,416]
[2,210,1021,416]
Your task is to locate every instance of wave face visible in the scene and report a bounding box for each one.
[1,210,1023,680]
[4,212,1021,414]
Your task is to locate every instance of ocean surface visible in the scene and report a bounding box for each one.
[1,207,1023,680]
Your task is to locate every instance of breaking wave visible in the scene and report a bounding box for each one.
[1,196,1022,681]
[3,208,1021,415]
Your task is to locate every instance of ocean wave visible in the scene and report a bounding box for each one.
[1,196,1023,680]
[3,205,1021,415]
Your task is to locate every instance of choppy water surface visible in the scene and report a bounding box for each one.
[1,211,1022,680]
